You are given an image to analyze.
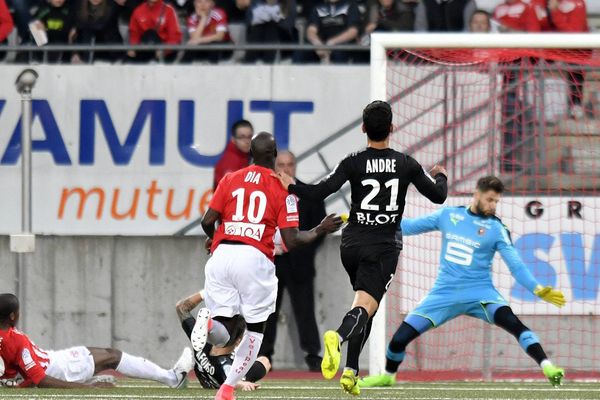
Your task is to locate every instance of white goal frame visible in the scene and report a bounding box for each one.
[368,32,600,375]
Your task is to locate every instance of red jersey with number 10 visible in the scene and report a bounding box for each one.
[0,327,49,387]
[209,165,299,260]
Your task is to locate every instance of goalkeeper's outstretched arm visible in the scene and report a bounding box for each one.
[399,208,444,236]
[497,229,566,308]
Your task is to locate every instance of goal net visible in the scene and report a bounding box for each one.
[370,33,600,381]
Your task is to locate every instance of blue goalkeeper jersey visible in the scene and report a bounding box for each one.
[400,206,539,295]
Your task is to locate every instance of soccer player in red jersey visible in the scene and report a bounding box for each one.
[192,132,342,400]
[0,293,194,388]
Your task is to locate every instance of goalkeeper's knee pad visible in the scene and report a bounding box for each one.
[386,347,405,362]
[518,330,540,351]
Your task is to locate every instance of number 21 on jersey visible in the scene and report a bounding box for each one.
[360,178,399,211]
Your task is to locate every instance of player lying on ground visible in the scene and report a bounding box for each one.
[0,293,194,389]
[273,101,448,395]
[359,176,566,388]
[175,290,270,390]
[192,132,343,400]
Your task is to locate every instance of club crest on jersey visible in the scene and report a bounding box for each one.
[450,213,464,225]
[224,221,265,241]
[478,227,486,236]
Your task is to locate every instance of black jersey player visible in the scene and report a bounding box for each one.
[273,100,448,394]
[175,291,270,390]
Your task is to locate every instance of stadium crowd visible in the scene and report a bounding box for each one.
[0,0,591,64]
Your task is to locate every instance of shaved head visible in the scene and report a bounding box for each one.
[251,132,277,168]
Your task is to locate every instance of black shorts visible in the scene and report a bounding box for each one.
[340,244,400,303]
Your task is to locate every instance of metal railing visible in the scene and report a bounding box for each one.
[1,43,371,64]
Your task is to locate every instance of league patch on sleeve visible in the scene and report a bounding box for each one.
[286,195,298,213]
[22,349,35,370]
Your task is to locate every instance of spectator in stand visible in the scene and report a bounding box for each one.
[363,0,417,36]
[493,0,541,173]
[71,0,124,63]
[0,0,14,61]
[466,10,492,61]
[213,119,253,189]
[296,0,315,18]
[493,0,540,32]
[127,0,182,63]
[414,0,477,32]
[547,0,589,119]
[6,0,36,48]
[547,0,587,32]
[115,0,143,22]
[356,0,416,63]
[182,0,232,63]
[468,9,491,32]
[215,0,247,23]
[242,0,296,63]
[33,0,76,63]
[294,0,360,64]
[258,151,327,372]
[523,0,551,31]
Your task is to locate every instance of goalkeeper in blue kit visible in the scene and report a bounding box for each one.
[359,176,566,388]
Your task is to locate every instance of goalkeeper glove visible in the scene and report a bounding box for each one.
[533,285,566,308]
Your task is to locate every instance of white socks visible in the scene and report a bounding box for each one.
[541,359,553,368]
[116,352,177,387]
[224,330,264,387]
[208,319,231,347]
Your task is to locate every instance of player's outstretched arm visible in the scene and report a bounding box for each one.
[175,291,204,322]
[273,158,349,201]
[410,161,448,204]
[498,233,566,308]
[280,214,343,251]
[399,208,444,236]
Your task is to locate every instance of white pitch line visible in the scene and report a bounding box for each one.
[112,382,600,392]
[113,383,600,392]
[238,385,600,392]
[0,396,597,400]
[0,396,418,400]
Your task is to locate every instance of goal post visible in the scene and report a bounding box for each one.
[369,32,600,380]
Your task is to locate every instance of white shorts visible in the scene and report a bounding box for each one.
[46,346,95,383]
[204,244,277,324]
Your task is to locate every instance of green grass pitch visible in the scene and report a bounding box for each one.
[4,379,600,399]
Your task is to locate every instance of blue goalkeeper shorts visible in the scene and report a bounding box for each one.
[406,286,509,328]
